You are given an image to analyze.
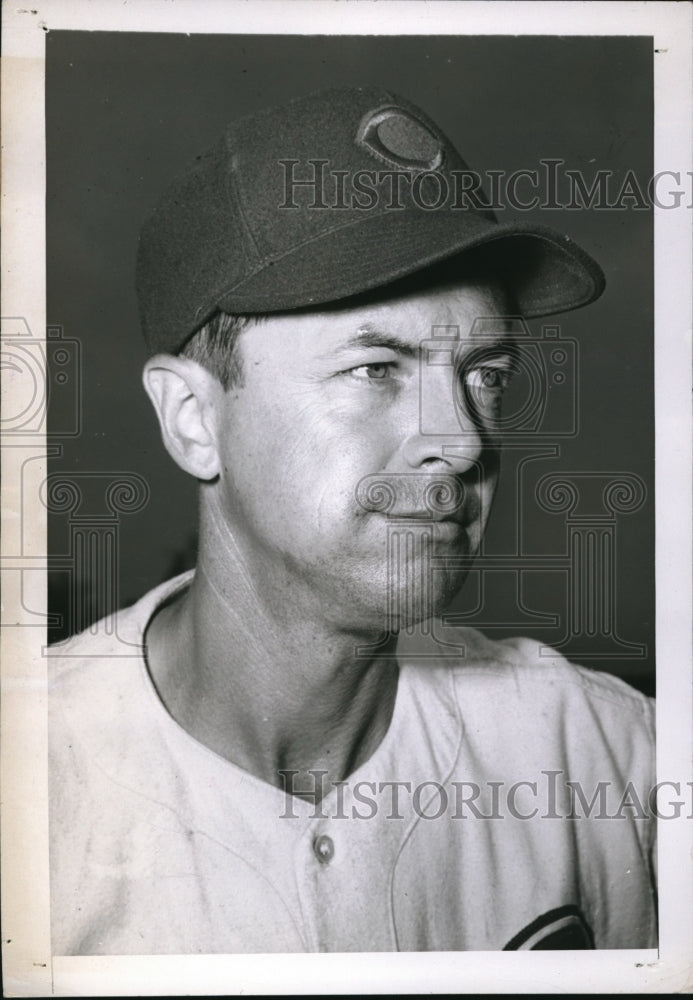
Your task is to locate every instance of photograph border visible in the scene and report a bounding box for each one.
[2,1,691,995]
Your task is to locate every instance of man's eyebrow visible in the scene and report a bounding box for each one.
[325,329,419,359]
[323,328,521,362]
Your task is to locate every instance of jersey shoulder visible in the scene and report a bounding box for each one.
[401,626,654,780]
[439,626,653,720]
[48,570,193,685]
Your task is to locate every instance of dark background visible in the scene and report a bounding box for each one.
[46,33,654,693]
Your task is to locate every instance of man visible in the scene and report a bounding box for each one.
[49,86,656,953]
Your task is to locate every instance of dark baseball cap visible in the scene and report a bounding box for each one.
[136,85,606,355]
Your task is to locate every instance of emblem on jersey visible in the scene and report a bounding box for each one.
[503,905,594,950]
[356,106,445,172]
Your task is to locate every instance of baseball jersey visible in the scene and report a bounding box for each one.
[49,571,657,954]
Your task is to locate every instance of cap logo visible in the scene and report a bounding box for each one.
[356,106,445,171]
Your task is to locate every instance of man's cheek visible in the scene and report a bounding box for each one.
[276,420,369,487]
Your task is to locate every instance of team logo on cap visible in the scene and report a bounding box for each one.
[356,106,445,171]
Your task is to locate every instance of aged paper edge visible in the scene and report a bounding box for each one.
[1,1,691,995]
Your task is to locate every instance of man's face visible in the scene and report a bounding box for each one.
[209,279,516,633]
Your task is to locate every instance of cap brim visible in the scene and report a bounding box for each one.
[217,209,605,319]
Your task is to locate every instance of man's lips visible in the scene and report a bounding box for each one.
[355,473,480,526]
[384,511,467,523]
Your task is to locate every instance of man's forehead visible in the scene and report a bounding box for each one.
[252,280,515,353]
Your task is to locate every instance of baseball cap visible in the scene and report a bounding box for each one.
[136,86,606,355]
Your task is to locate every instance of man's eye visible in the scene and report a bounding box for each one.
[462,364,516,417]
[465,365,513,393]
[348,362,392,381]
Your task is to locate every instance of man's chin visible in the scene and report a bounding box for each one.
[370,576,469,635]
[320,551,471,635]
[388,598,460,634]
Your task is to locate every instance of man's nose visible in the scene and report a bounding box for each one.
[397,370,486,476]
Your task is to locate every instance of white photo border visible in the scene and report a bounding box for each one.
[1,1,691,995]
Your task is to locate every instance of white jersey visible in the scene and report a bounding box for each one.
[49,572,657,954]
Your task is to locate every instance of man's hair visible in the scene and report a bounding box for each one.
[178,311,256,390]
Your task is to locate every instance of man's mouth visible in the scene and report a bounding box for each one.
[355,473,480,526]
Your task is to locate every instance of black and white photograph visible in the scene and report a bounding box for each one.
[1,1,691,995]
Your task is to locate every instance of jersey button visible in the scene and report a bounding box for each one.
[313,834,334,864]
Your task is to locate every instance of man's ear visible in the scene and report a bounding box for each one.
[142,354,223,481]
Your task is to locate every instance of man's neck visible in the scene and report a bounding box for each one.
[145,552,399,801]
